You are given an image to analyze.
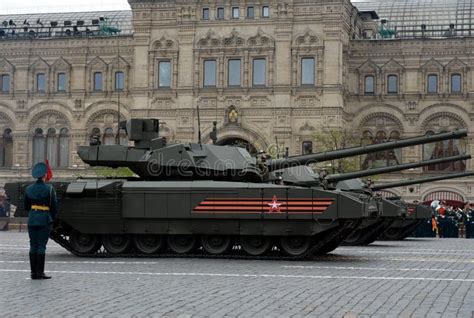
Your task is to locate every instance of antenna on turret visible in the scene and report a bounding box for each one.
[275,136,279,159]
[197,105,202,147]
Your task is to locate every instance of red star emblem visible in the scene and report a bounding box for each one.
[267,195,282,213]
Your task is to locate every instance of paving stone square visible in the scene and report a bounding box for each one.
[0,231,473,317]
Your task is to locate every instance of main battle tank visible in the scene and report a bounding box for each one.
[373,171,474,240]
[5,119,468,259]
[329,155,471,246]
[271,154,470,248]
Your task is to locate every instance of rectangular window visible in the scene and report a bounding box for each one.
[115,71,124,91]
[427,74,438,93]
[247,6,254,18]
[301,58,315,85]
[1,74,10,93]
[158,61,171,88]
[262,6,269,17]
[217,7,224,19]
[57,73,66,92]
[94,72,102,91]
[364,75,374,94]
[202,8,209,20]
[451,74,461,93]
[228,59,241,86]
[387,75,398,93]
[253,59,266,86]
[232,7,240,19]
[203,60,217,87]
[36,73,45,92]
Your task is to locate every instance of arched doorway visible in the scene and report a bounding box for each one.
[217,137,258,155]
[0,128,13,167]
[423,191,465,209]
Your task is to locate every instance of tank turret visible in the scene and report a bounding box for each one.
[272,154,470,189]
[267,129,467,172]
[78,118,467,182]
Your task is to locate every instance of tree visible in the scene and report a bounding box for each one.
[312,126,361,174]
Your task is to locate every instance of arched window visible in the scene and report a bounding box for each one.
[451,74,461,93]
[364,75,374,94]
[387,75,398,94]
[33,127,70,168]
[0,128,13,167]
[89,127,101,145]
[302,141,313,155]
[427,74,438,93]
[33,128,45,164]
[59,128,69,168]
[46,128,58,167]
[423,130,465,172]
[362,130,401,169]
[103,127,115,145]
[118,128,128,146]
[91,127,101,138]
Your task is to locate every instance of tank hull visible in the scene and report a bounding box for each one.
[7,180,369,259]
[341,196,404,246]
[378,203,431,240]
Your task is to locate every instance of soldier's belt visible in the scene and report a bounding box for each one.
[31,205,50,211]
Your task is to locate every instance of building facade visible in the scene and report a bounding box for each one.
[0,0,473,205]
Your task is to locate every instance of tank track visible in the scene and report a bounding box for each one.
[378,219,425,240]
[358,218,397,245]
[394,219,426,240]
[342,218,396,246]
[49,219,362,261]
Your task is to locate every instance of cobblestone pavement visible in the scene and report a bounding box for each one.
[0,232,473,317]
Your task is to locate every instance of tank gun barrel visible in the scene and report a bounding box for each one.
[326,154,471,183]
[371,171,474,191]
[267,129,467,172]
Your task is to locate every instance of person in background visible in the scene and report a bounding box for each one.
[25,163,58,280]
[437,206,447,238]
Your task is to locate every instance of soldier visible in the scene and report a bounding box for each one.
[25,162,57,280]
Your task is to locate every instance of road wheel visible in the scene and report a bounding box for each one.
[70,230,101,254]
[343,230,364,245]
[102,234,131,254]
[167,235,197,254]
[279,236,311,257]
[240,236,272,256]
[201,235,232,255]
[380,228,403,240]
[133,234,164,254]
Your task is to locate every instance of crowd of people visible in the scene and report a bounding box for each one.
[413,200,474,238]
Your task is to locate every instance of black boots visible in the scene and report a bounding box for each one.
[36,254,52,279]
[29,253,39,280]
[29,253,52,280]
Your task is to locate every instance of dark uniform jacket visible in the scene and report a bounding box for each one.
[24,180,58,227]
